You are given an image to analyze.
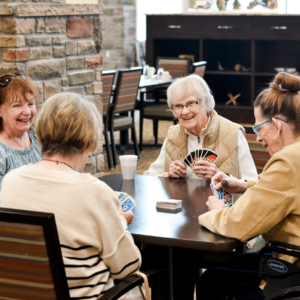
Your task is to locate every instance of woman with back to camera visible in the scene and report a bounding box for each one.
[0,74,42,190]
[197,72,300,299]
[0,93,140,299]
[144,74,258,181]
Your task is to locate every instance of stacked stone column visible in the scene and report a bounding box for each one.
[0,0,105,176]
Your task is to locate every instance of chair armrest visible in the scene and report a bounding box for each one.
[99,269,165,300]
[260,241,300,259]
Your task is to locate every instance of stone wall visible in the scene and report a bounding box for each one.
[0,0,105,177]
[101,0,136,70]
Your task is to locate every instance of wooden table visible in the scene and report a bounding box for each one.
[100,174,243,299]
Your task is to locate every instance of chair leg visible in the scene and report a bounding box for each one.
[104,129,113,170]
[109,121,118,168]
[139,114,143,152]
[132,125,140,160]
[153,120,158,145]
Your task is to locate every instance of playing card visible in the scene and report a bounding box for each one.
[190,151,197,167]
[186,154,194,167]
[184,156,191,168]
[115,192,136,212]
[203,150,218,163]
[200,148,208,160]
[196,149,199,160]
[210,183,223,199]
[197,149,203,161]
[223,190,233,207]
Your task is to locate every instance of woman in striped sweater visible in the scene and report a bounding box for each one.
[0,92,141,299]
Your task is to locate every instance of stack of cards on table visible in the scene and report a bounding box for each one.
[210,182,233,207]
[156,199,182,213]
[115,192,136,212]
[183,149,218,168]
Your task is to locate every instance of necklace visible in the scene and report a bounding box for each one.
[4,130,29,150]
[42,159,74,170]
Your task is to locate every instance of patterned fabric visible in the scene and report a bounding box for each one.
[0,131,42,191]
[101,73,115,114]
[194,65,206,78]
[114,71,141,113]
[0,221,57,299]
[157,59,189,78]
[246,133,270,174]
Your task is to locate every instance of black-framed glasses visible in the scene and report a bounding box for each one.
[171,99,201,113]
[252,117,289,136]
[0,74,26,87]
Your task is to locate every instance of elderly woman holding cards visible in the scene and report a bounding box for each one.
[196,72,300,300]
[144,74,257,181]
[0,93,140,299]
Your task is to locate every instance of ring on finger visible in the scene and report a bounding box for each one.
[174,169,178,174]
[202,170,206,175]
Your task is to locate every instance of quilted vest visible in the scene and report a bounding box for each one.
[164,109,245,178]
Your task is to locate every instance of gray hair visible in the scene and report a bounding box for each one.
[167,74,215,112]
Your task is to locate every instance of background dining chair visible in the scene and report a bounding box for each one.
[244,127,270,174]
[156,57,191,78]
[0,208,70,300]
[101,70,116,170]
[109,68,143,167]
[193,61,207,77]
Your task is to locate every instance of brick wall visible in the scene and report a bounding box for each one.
[0,0,105,177]
[101,0,136,70]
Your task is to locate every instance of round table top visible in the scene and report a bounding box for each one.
[100,174,242,252]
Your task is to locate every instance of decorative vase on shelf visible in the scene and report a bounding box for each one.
[217,0,229,11]
[233,0,241,9]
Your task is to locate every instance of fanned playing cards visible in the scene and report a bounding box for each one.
[183,149,218,169]
[115,192,136,212]
[210,182,233,207]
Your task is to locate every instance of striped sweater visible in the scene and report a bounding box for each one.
[0,165,141,299]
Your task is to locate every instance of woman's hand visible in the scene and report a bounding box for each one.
[206,196,226,210]
[119,206,134,224]
[168,160,187,178]
[211,171,248,194]
[192,160,219,179]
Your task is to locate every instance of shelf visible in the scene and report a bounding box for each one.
[255,72,276,76]
[206,71,251,76]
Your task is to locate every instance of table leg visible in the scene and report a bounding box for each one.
[168,247,173,300]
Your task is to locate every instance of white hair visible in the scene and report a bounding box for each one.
[167,74,215,112]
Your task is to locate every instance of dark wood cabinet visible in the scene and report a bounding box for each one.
[146,15,300,124]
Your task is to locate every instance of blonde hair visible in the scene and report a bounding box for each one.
[35,93,101,156]
[167,74,215,112]
[254,72,300,134]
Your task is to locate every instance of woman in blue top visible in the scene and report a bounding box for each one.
[0,74,42,190]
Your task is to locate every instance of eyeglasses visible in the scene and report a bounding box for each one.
[171,99,201,113]
[252,117,289,136]
[0,74,26,87]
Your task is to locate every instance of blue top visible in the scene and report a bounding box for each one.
[0,131,42,191]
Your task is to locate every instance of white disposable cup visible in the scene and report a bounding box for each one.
[119,155,138,180]
[162,71,171,82]
[147,67,156,78]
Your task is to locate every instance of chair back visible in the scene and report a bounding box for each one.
[112,68,142,114]
[0,208,70,300]
[245,128,270,174]
[156,57,191,79]
[101,70,116,115]
[193,61,207,78]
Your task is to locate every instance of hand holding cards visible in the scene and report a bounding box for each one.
[210,182,233,207]
[115,192,136,212]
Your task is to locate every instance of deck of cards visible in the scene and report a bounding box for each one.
[115,192,136,212]
[210,182,233,207]
[183,149,218,169]
[156,199,182,213]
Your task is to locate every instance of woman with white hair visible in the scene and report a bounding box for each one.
[144,74,258,181]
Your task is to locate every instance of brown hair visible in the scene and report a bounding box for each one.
[35,92,101,156]
[254,72,300,133]
[0,77,36,132]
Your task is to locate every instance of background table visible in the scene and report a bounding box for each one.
[100,174,243,299]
